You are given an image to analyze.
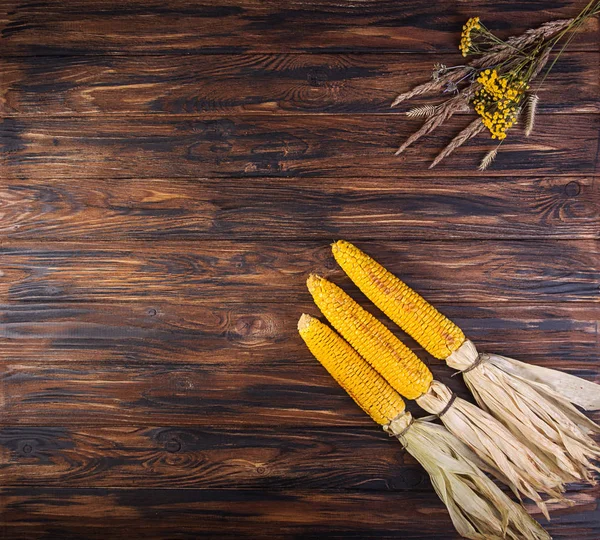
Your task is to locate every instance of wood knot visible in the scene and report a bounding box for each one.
[307,69,329,87]
[401,468,426,489]
[165,438,182,453]
[235,315,266,337]
[20,442,34,456]
[175,378,194,390]
[564,181,581,197]
[209,141,233,154]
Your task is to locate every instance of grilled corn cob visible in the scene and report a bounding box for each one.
[306,274,432,400]
[332,239,464,359]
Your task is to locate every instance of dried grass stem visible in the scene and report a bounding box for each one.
[430,119,485,168]
[396,96,470,155]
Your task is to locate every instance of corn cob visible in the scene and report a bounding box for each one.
[298,313,406,425]
[306,274,432,400]
[332,240,464,359]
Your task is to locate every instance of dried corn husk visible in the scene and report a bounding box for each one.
[448,340,600,484]
[416,380,567,519]
[388,413,550,540]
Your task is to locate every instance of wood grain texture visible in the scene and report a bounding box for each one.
[3,115,599,178]
[0,487,597,539]
[1,177,598,240]
[0,359,463,428]
[0,352,483,432]
[0,426,598,498]
[2,0,598,55]
[2,1,599,538]
[0,426,428,490]
[2,52,599,116]
[1,240,598,304]
[1,300,598,429]
[1,302,598,369]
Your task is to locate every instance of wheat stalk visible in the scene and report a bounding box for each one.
[530,47,552,80]
[389,10,596,169]
[391,68,470,107]
[478,147,499,171]
[393,18,570,109]
[406,105,438,118]
[396,96,470,156]
[392,80,444,108]
[430,119,485,168]
[469,18,572,73]
[525,94,540,137]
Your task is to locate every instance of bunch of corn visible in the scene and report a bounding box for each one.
[332,240,600,484]
[298,313,550,540]
[307,274,566,518]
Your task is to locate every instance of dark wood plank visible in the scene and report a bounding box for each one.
[0,424,597,496]
[0,360,594,429]
[2,1,598,56]
[1,302,598,369]
[0,358,458,428]
[2,52,598,116]
[1,240,598,304]
[2,115,599,178]
[0,487,597,539]
[0,426,428,490]
[1,177,598,241]
[1,302,598,428]
[0,425,597,540]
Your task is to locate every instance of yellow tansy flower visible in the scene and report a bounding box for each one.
[459,17,481,56]
[473,69,526,140]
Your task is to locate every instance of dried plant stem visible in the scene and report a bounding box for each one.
[392,80,446,108]
[396,96,470,155]
[392,68,471,107]
[416,380,567,520]
[478,146,499,171]
[390,10,596,169]
[448,340,600,486]
[531,47,553,81]
[525,94,540,137]
[393,18,571,108]
[430,119,485,168]
[473,19,573,69]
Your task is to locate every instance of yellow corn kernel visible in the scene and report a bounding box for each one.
[298,314,406,425]
[307,275,432,400]
[332,240,465,360]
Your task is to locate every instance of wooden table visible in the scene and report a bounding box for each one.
[1,1,599,538]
